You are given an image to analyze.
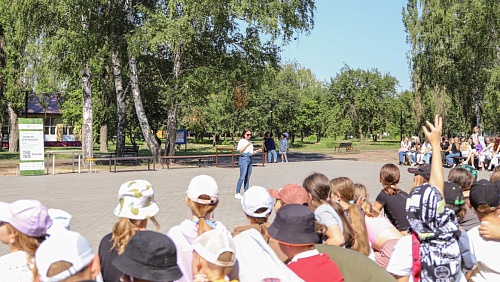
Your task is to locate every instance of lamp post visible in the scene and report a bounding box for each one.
[269,109,273,134]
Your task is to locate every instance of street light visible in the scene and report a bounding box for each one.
[269,109,273,134]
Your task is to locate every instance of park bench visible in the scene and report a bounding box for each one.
[161,153,239,169]
[108,156,155,173]
[111,145,139,157]
[336,141,353,153]
[161,155,217,169]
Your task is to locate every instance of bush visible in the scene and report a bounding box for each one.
[307,135,317,142]
[326,141,336,148]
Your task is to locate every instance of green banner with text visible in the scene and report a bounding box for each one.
[19,118,45,176]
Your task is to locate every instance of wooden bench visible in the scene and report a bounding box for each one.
[108,156,155,173]
[336,141,353,153]
[111,145,139,157]
[161,155,216,169]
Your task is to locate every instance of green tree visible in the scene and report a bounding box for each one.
[329,65,398,141]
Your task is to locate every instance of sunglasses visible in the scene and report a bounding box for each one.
[245,134,252,136]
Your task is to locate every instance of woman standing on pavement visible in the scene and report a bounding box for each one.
[235,128,262,199]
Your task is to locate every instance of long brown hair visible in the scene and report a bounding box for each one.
[448,168,474,191]
[111,217,160,254]
[5,223,45,263]
[302,173,354,249]
[380,164,401,195]
[353,183,380,218]
[187,195,218,236]
[241,128,251,139]
[330,177,371,256]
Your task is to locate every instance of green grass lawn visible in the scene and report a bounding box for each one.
[0,137,400,161]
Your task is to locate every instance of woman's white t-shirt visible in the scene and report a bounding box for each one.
[237,139,253,154]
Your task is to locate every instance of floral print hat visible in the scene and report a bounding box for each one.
[114,180,160,220]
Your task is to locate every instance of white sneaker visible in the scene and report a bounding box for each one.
[234,194,242,200]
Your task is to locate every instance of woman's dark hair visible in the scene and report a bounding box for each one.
[379,164,401,195]
[241,128,251,138]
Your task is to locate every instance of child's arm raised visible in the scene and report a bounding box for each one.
[422,115,444,196]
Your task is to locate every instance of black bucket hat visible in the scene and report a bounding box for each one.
[408,164,431,181]
[268,204,319,245]
[112,230,182,281]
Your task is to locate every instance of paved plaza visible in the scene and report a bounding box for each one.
[0,158,492,255]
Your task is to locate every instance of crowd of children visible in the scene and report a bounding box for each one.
[2,116,500,281]
[398,125,500,171]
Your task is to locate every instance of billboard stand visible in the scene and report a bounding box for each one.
[19,118,45,176]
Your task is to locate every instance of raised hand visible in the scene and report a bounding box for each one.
[422,115,442,145]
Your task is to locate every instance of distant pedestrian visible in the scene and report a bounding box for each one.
[235,128,262,199]
[263,131,277,163]
[279,133,289,163]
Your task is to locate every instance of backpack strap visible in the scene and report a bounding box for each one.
[411,231,421,282]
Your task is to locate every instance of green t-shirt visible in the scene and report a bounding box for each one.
[315,244,396,282]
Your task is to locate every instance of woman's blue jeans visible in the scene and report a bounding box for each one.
[267,150,277,162]
[446,152,461,165]
[398,151,407,163]
[236,156,252,193]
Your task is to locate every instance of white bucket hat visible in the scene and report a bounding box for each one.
[114,180,159,220]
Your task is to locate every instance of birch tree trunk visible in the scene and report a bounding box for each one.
[82,67,93,160]
[100,123,108,152]
[7,102,18,153]
[165,105,178,157]
[165,46,183,156]
[112,51,126,157]
[129,56,161,161]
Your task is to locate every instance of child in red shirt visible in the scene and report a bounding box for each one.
[268,204,343,282]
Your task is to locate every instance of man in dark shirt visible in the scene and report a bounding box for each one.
[440,137,450,163]
[264,132,277,163]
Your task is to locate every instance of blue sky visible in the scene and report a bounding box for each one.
[280,0,411,91]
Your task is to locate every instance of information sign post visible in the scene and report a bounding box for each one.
[19,118,45,176]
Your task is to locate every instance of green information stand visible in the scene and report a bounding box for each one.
[19,118,45,176]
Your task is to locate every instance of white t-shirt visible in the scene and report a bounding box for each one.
[467,224,500,282]
[0,251,34,282]
[237,139,253,154]
[387,235,464,282]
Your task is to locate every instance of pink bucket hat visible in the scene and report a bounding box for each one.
[0,200,52,237]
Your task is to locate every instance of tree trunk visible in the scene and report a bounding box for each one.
[0,26,5,101]
[82,67,93,160]
[112,51,126,157]
[166,105,178,157]
[129,56,161,162]
[475,89,483,130]
[7,102,18,153]
[100,123,108,152]
[165,45,183,157]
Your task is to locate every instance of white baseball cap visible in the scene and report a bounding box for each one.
[36,230,95,282]
[186,175,219,205]
[46,208,72,237]
[241,186,273,218]
[192,229,236,267]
